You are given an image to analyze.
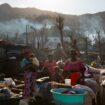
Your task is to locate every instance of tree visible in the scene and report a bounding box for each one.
[56,15,64,47]
[92,29,103,63]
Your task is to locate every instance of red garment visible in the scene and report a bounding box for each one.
[70,72,81,86]
[64,60,84,86]
[44,60,56,75]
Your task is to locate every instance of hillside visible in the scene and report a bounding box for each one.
[0,3,105,34]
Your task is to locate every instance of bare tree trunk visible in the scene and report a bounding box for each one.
[96,30,102,63]
[56,16,64,48]
[32,31,36,48]
[26,25,29,46]
[85,38,88,62]
[60,30,64,47]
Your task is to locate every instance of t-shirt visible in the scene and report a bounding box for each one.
[64,60,84,72]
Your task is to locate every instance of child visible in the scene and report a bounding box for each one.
[51,66,64,83]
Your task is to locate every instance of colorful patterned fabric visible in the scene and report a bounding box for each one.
[23,71,36,99]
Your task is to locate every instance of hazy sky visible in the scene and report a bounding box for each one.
[0,0,105,15]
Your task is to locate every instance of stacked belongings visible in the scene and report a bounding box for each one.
[0,77,24,105]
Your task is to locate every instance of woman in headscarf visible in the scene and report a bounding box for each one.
[63,49,85,86]
[20,52,38,105]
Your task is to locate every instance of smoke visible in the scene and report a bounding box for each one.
[0,15,103,38]
[89,16,103,33]
[0,18,50,36]
[79,15,103,34]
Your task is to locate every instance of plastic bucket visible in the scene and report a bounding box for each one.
[64,79,71,86]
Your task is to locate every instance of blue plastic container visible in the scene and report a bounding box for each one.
[51,88,87,105]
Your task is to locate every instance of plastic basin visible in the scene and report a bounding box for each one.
[51,88,87,105]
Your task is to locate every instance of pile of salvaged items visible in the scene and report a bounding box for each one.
[0,75,24,105]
